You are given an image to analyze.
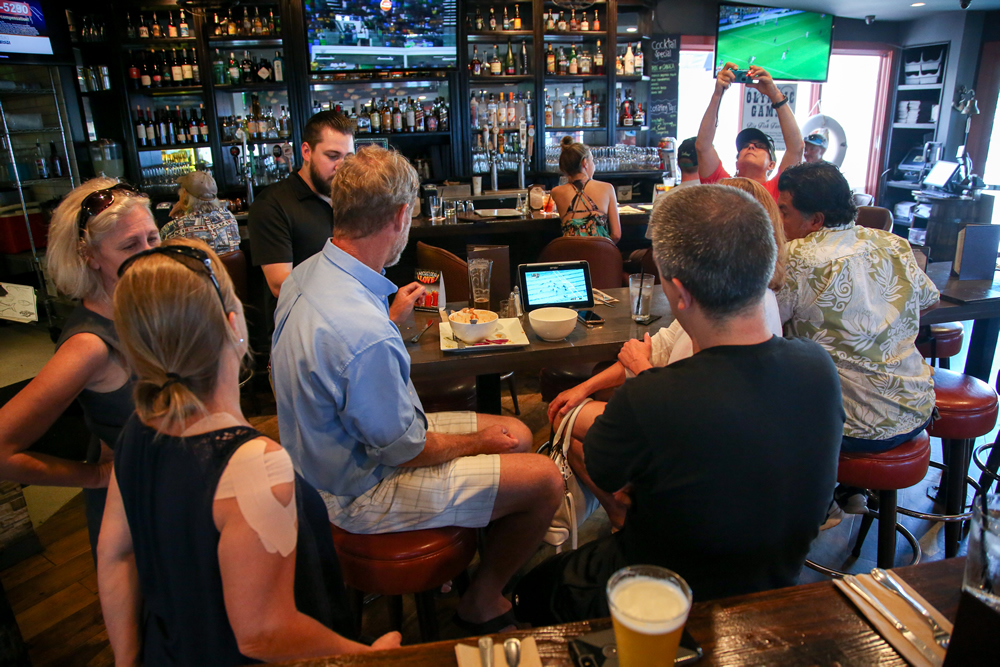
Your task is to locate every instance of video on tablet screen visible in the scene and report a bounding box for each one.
[524,268,589,306]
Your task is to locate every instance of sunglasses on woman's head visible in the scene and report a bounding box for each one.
[77,183,143,238]
[117,245,228,314]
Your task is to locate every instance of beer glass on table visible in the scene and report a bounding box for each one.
[606,565,693,667]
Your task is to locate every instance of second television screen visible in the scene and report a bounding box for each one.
[715,4,833,82]
[307,0,457,71]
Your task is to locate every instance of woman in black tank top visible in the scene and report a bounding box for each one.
[99,239,400,664]
[0,179,160,555]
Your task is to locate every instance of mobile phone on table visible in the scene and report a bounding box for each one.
[569,628,703,666]
[578,310,605,326]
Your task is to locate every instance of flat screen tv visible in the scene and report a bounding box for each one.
[715,3,834,82]
[0,0,53,56]
[306,0,457,72]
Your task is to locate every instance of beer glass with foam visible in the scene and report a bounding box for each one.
[606,565,692,667]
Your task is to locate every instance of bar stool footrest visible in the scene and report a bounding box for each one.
[896,460,981,522]
[804,510,921,578]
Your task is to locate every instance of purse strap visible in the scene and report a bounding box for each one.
[551,398,593,462]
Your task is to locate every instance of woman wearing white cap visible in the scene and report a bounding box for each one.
[161,171,241,255]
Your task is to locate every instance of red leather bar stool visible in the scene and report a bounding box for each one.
[897,368,997,557]
[806,431,930,577]
[916,323,964,369]
[330,524,478,642]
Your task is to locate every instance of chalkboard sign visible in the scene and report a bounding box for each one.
[648,34,681,145]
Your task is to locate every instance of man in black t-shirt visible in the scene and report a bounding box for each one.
[513,185,845,626]
[249,111,355,299]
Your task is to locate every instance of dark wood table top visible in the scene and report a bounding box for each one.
[398,287,674,379]
[277,557,965,666]
[920,262,1000,325]
[409,210,650,239]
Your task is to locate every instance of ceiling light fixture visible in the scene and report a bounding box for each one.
[626,27,638,33]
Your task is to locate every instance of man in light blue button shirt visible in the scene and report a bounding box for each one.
[272,146,563,635]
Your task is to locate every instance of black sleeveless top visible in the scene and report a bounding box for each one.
[114,417,355,666]
[54,304,134,448]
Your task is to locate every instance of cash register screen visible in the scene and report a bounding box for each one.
[923,161,960,189]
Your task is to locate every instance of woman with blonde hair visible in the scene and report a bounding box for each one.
[551,136,621,242]
[547,179,788,527]
[161,171,241,255]
[0,178,159,552]
[98,238,400,664]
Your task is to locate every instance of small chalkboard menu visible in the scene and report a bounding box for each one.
[648,34,681,145]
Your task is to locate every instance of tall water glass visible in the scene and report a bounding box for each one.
[468,258,493,311]
[629,273,655,323]
[964,493,1000,612]
[607,565,692,667]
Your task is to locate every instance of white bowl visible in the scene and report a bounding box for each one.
[449,309,500,343]
[529,307,578,342]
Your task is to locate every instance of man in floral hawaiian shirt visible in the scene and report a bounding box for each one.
[777,162,940,455]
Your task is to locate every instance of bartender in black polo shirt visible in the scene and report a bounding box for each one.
[249,111,354,298]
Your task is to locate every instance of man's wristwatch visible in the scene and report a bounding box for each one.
[772,95,788,110]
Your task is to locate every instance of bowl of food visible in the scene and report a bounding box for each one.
[448,308,500,343]
[529,307,578,342]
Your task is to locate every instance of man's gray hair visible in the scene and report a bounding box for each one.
[649,185,776,319]
[330,145,419,240]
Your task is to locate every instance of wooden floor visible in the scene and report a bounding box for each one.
[0,375,981,664]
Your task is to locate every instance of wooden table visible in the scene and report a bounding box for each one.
[277,557,965,666]
[921,262,1000,384]
[398,287,673,413]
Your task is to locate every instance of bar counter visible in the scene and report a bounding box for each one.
[407,208,652,239]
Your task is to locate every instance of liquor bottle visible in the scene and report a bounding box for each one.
[226,9,237,36]
[199,105,209,141]
[138,13,149,38]
[594,40,605,75]
[497,93,507,127]
[557,47,568,75]
[253,7,264,36]
[392,99,403,132]
[634,43,644,75]
[505,39,515,76]
[139,52,152,88]
[128,53,141,89]
[142,107,153,145]
[437,96,449,131]
[634,102,645,126]
[503,7,510,31]
[544,94,553,126]
[169,49,183,86]
[485,94,497,128]
[545,10,555,31]
[242,51,254,84]
[580,49,591,74]
[569,45,578,75]
[269,9,277,36]
[521,41,530,74]
[470,46,482,76]
[557,12,567,32]
[227,53,240,85]
[150,12,161,38]
[190,50,200,84]
[624,43,635,75]
[167,12,178,38]
[616,53,624,76]
[242,8,252,36]
[506,92,517,128]
[565,96,575,127]
[414,100,425,131]
[426,102,438,131]
[273,52,285,82]
[181,49,194,85]
[188,109,199,143]
[126,13,136,39]
[211,13,221,36]
[175,107,188,144]
[581,12,589,32]
[553,92,564,127]
[34,141,48,179]
[620,93,633,127]
[381,99,392,134]
[135,106,147,147]
[475,8,484,31]
[470,91,480,130]
[592,93,601,127]
[179,10,189,38]
[546,43,556,74]
[369,99,381,133]
[489,8,497,31]
[150,50,163,87]
[593,12,601,31]
[490,48,502,75]
[570,10,578,32]
[574,97,584,128]
[405,97,416,132]
[513,5,522,30]
[583,94,593,126]
[163,107,175,146]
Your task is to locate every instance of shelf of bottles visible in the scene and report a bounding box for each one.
[469,86,535,174]
[466,5,531,39]
[614,11,652,147]
[139,146,213,197]
[542,35,606,80]
[205,5,283,40]
[541,80,606,150]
